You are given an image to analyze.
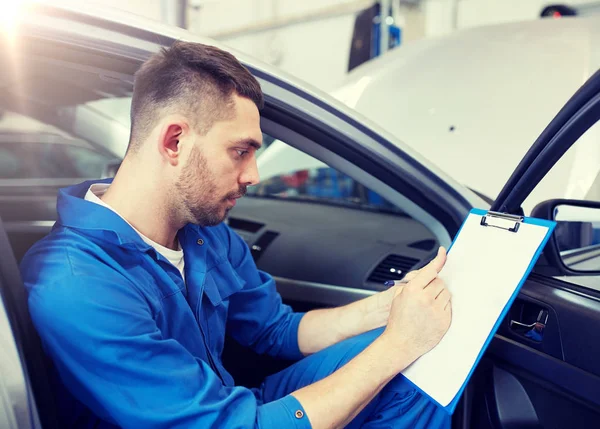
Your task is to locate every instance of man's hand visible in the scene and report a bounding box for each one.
[291,248,451,428]
[298,269,420,355]
[382,247,452,365]
[357,259,436,333]
[357,269,418,331]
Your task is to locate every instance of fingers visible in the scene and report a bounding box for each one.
[402,270,420,282]
[406,265,438,290]
[393,285,404,298]
[436,288,452,310]
[406,248,446,290]
[423,276,451,313]
[429,247,447,273]
[425,277,445,297]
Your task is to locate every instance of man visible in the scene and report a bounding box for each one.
[21,41,452,428]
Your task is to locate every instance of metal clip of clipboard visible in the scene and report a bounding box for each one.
[480,211,524,233]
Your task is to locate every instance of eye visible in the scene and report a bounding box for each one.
[235,149,249,157]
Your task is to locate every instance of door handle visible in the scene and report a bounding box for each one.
[510,308,548,342]
[510,320,540,329]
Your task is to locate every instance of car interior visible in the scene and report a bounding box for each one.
[3,15,600,429]
[0,40,453,426]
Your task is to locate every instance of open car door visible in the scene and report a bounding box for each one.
[464,70,600,429]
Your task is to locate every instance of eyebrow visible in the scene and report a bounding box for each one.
[234,138,262,150]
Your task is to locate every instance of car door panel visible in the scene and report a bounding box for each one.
[470,273,600,428]
[470,359,600,429]
[487,336,600,410]
[473,355,600,429]
[501,295,564,361]
[486,365,541,429]
[507,275,600,376]
[471,69,600,429]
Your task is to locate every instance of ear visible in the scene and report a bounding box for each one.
[158,121,189,166]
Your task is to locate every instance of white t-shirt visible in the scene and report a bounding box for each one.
[84,184,186,282]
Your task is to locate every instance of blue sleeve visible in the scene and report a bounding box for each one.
[224,226,306,360]
[27,275,311,429]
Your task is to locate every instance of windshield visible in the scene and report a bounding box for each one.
[247,134,406,215]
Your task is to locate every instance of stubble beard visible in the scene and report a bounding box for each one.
[175,146,247,227]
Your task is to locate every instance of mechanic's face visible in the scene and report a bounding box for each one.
[176,95,262,226]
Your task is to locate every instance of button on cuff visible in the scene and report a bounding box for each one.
[257,394,311,428]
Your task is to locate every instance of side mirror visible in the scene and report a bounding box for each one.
[554,205,600,271]
[532,199,600,275]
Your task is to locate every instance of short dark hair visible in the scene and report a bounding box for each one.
[127,41,264,153]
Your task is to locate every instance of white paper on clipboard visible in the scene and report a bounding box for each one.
[401,211,553,408]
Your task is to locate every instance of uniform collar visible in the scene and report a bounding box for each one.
[57,179,201,251]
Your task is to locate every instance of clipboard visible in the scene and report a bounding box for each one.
[399,208,556,414]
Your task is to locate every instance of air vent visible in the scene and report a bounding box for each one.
[250,231,279,261]
[408,239,437,251]
[367,254,419,283]
[228,217,264,233]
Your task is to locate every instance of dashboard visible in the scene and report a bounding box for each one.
[229,197,439,292]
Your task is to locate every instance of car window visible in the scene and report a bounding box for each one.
[0,52,134,183]
[0,100,128,181]
[0,147,20,178]
[0,134,114,180]
[62,145,114,178]
[528,122,600,290]
[523,121,600,214]
[250,134,404,215]
[0,140,114,180]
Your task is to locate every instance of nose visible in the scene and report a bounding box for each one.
[239,156,260,186]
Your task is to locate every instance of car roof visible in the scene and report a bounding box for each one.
[334,16,600,212]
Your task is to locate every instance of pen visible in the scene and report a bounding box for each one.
[384,278,410,287]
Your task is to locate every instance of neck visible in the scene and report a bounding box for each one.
[100,158,183,250]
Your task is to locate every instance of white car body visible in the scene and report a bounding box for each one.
[334,17,600,214]
[259,17,600,214]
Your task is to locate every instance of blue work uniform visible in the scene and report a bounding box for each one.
[20,179,451,428]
